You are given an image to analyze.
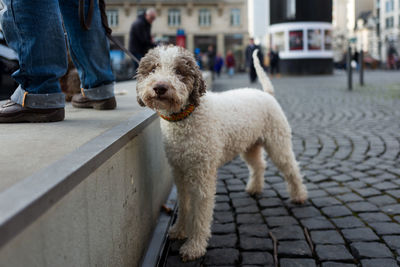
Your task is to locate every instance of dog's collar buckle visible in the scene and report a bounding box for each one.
[158,104,195,122]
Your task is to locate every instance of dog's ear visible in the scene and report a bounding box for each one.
[189,67,207,107]
[137,95,146,107]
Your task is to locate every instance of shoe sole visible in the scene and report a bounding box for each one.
[72,97,117,110]
[0,109,65,123]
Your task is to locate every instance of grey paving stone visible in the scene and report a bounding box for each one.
[319,181,339,188]
[212,223,236,234]
[258,197,284,208]
[215,195,230,203]
[216,186,228,194]
[325,186,351,195]
[204,248,239,265]
[238,224,269,237]
[386,189,400,198]
[367,195,397,206]
[239,236,273,251]
[382,204,400,215]
[310,230,345,244]
[213,212,234,224]
[354,188,381,197]
[322,205,352,217]
[291,206,321,218]
[360,259,399,267]
[235,205,260,213]
[315,245,354,261]
[372,181,398,190]
[347,201,379,212]
[301,217,335,230]
[278,240,312,257]
[226,179,244,185]
[382,235,400,250]
[270,225,305,240]
[227,184,246,192]
[331,174,353,182]
[336,193,363,202]
[311,196,342,207]
[214,202,231,211]
[165,255,202,267]
[350,242,393,259]
[241,252,274,265]
[395,216,400,223]
[308,174,329,183]
[321,262,357,267]
[358,212,391,223]
[369,222,400,235]
[261,207,289,217]
[341,227,379,242]
[266,216,298,227]
[208,234,237,248]
[332,216,365,228]
[231,198,257,208]
[280,258,317,267]
[229,191,250,199]
[237,213,264,224]
[346,181,367,189]
[307,189,329,198]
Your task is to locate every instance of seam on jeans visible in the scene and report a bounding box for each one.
[81,87,85,97]
[22,91,28,107]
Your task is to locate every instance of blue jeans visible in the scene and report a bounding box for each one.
[0,0,115,109]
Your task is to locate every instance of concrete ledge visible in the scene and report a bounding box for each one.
[0,81,173,266]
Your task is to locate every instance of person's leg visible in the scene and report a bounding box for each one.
[0,0,66,122]
[59,0,116,109]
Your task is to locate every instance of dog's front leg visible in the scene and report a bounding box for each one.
[169,172,190,240]
[180,169,216,261]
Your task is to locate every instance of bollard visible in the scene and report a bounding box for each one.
[347,46,352,91]
[359,50,364,86]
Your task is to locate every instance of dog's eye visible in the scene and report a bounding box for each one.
[175,68,184,76]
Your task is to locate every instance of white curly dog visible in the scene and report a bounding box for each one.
[136,46,307,261]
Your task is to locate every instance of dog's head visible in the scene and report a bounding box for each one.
[136,46,206,113]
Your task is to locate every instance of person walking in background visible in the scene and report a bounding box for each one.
[225,50,235,77]
[269,47,280,78]
[207,45,216,80]
[214,53,224,77]
[246,38,264,83]
[0,0,116,123]
[129,8,156,74]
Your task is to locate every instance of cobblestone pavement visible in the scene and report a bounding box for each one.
[161,71,400,267]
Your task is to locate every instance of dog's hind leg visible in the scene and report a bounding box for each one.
[179,169,217,261]
[241,143,266,195]
[169,174,189,240]
[264,135,307,204]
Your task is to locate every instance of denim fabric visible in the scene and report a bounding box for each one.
[0,0,115,108]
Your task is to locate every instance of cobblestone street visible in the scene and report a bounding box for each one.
[162,71,400,267]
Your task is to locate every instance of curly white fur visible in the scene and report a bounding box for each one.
[136,46,307,261]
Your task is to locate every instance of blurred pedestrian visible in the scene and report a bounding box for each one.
[225,50,235,76]
[0,0,116,123]
[246,38,263,83]
[387,45,398,70]
[129,8,156,74]
[194,48,202,69]
[207,45,216,80]
[269,47,280,77]
[214,53,224,77]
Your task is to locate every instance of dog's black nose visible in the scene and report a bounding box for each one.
[154,84,168,96]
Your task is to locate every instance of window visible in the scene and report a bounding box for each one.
[385,0,394,12]
[286,0,296,19]
[199,9,211,26]
[230,8,240,26]
[385,16,394,28]
[168,9,181,26]
[106,10,118,27]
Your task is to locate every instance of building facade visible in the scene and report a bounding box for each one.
[268,0,334,74]
[378,0,400,65]
[105,0,249,70]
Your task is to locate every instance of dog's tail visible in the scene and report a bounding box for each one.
[252,49,275,96]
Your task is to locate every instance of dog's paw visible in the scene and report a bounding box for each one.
[245,182,263,195]
[290,185,308,204]
[168,225,186,240]
[180,239,207,262]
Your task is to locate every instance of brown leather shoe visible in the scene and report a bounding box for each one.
[71,94,116,110]
[0,100,65,123]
